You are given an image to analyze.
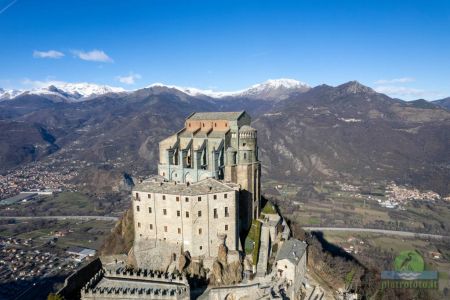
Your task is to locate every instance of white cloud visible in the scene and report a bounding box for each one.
[33,50,65,59]
[71,49,113,62]
[374,77,415,84]
[116,73,142,85]
[374,86,425,97]
[21,78,67,89]
[374,85,444,99]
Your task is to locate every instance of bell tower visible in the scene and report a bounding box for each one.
[225,125,261,234]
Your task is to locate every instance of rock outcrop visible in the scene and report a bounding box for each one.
[99,207,134,255]
[209,244,243,286]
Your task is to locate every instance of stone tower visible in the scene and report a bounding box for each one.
[224,125,261,232]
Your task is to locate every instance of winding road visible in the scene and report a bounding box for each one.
[303,227,447,239]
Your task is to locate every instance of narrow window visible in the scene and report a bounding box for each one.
[202,123,205,127]
[214,122,217,127]
[224,193,228,199]
[150,224,153,230]
[164,226,168,232]
[225,123,227,127]
[140,234,142,237]
[138,222,141,228]
[185,197,189,202]
[177,210,181,217]
[176,196,180,202]
[198,228,202,235]
[200,246,203,250]
[163,195,166,200]
[198,210,202,217]
[244,153,247,159]
[198,196,202,202]
[225,207,229,217]
[136,205,140,212]
[147,194,151,199]
[189,123,191,127]
[225,225,228,231]
[186,211,190,218]
[163,172,165,176]
[148,207,152,213]
[163,209,167,215]
[135,192,139,199]
[213,194,217,200]
[214,208,218,219]
[178,228,181,234]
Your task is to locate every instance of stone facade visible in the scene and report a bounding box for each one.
[157,111,261,233]
[132,177,240,258]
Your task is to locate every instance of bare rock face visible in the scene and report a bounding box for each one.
[217,243,228,265]
[209,244,243,286]
[178,251,191,271]
[99,207,134,255]
[187,260,207,278]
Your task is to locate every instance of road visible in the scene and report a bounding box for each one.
[303,227,447,239]
[0,215,119,221]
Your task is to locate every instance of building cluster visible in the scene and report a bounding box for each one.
[0,162,77,200]
[69,112,308,300]
[386,183,441,202]
[0,236,81,299]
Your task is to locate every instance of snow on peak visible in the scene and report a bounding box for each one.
[0,88,23,100]
[146,78,310,100]
[30,82,126,100]
[147,83,216,97]
[252,78,309,90]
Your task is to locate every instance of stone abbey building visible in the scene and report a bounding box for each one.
[133,111,261,260]
[75,111,308,300]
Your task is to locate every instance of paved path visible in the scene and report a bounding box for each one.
[0,215,119,221]
[303,227,447,239]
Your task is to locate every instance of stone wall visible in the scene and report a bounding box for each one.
[57,258,102,300]
[133,190,238,259]
[81,267,190,300]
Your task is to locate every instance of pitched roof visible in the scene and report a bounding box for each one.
[133,177,240,196]
[187,111,245,121]
[275,239,307,265]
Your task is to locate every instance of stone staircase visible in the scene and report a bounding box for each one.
[256,223,270,277]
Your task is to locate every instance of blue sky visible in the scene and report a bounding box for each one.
[0,0,449,100]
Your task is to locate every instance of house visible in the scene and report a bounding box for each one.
[275,238,307,298]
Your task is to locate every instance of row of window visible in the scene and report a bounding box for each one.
[135,193,228,201]
[188,122,228,128]
[136,206,229,218]
[137,223,229,233]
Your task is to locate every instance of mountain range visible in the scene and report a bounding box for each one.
[1,79,449,195]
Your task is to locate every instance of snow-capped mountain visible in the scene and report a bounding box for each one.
[228,78,310,100]
[147,78,310,101]
[1,78,310,102]
[0,88,23,100]
[0,83,126,102]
